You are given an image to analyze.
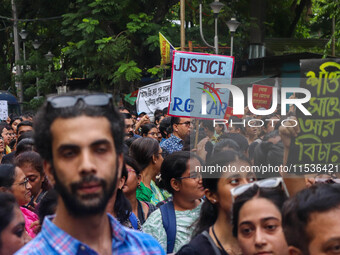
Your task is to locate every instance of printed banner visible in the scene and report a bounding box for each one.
[159,32,175,65]
[136,80,171,116]
[288,58,340,168]
[252,84,273,109]
[0,100,8,121]
[169,51,234,119]
[223,106,244,120]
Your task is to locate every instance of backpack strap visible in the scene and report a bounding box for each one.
[129,212,139,230]
[160,201,176,254]
[202,230,222,255]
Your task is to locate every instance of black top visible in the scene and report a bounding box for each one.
[176,231,229,255]
[137,200,156,225]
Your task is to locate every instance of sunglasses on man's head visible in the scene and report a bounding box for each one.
[230,177,289,202]
[314,173,340,184]
[47,93,113,108]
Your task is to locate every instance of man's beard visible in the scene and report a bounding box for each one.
[53,166,118,217]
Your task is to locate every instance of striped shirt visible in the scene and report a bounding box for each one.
[15,213,165,255]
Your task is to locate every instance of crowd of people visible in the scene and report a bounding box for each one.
[0,90,339,255]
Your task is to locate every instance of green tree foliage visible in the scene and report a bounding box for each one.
[0,0,338,111]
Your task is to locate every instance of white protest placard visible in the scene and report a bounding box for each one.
[0,100,8,121]
[169,51,234,119]
[136,79,171,116]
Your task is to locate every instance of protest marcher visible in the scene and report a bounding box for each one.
[20,112,34,122]
[227,116,244,134]
[253,141,284,170]
[259,114,278,138]
[278,117,307,196]
[108,164,142,231]
[0,124,15,154]
[0,192,31,255]
[213,138,241,154]
[0,138,4,163]
[232,183,289,255]
[1,131,34,165]
[10,116,23,134]
[0,164,39,238]
[15,151,50,206]
[16,91,165,254]
[14,137,34,157]
[178,150,256,255]
[140,123,159,140]
[123,113,137,140]
[242,117,260,145]
[214,123,225,139]
[159,117,172,145]
[154,113,164,128]
[160,117,191,156]
[16,121,33,138]
[143,151,205,253]
[196,120,216,162]
[219,133,249,157]
[135,114,151,135]
[122,155,156,225]
[129,137,170,205]
[263,130,281,144]
[282,184,340,255]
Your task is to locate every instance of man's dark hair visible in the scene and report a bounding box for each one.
[0,123,11,135]
[201,119,215,133]
[220,133,249,154]
[122,113,132,120]
[213,138,240,154]
[263,130,280,142]
[34,91,124,163]
[9,116,22,127]
[17,130,34,144]
[21,111,35,120]
[154,109,162,117]
[170,116,180,127]
[282,184,340,254]
[16,120,33,135]
[162,107,168,116]
[229,116,245,133]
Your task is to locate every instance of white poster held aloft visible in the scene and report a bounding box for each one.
[136,79,171,117]
[0,101,8,121]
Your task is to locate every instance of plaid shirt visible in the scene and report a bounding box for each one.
[15,214,165,255]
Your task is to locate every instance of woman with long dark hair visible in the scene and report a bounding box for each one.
[0,192,30,254]
[122,155,156,225]
[232,183,289,255]
[129,137,170,205]
[143,151,205,253]
[178,150,256,255]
